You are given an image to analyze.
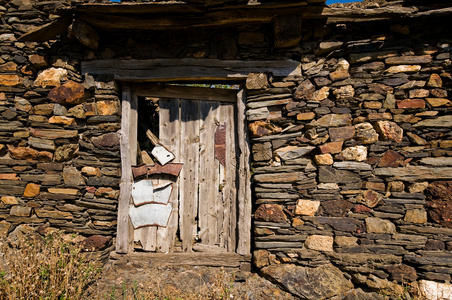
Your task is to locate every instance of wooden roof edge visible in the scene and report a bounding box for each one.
[56,1,322,15]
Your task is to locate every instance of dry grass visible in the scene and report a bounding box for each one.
[0,230,101,300]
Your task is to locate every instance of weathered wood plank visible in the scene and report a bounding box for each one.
[198,101,220,245]
[78,7,310,31]
[69,19,99,50]
[134,226,157,252]
[110,252,251,267]
[224,103,237,252]
[156,99,181,253]
[66,3,206,14]
[236,89,252,256]
[132,84,237,103]
[129,93,139,251]
[81,59,302,81]
[179,100,200,252]
[116,86,133,254]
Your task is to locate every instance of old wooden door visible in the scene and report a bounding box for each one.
[131,85,238,254]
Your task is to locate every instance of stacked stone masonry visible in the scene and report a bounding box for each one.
[1,0,452,298]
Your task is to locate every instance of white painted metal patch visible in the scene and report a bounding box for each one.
[129,203,172,228]
[151,144,175,166]
[131,179,154,206]
[153,182,173,205]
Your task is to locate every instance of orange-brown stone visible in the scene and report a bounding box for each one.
[48,81,88,105]
[0,74,23,87]
[249,121,282,138]
[0,62,18,72]
[396,99,425,109]
[96,100,119,115]
[23,183,40,197]
[378,150,404,167]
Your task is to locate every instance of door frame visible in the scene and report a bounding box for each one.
[117,83,252,257]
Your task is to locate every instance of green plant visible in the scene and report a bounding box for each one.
[0,230,101,300]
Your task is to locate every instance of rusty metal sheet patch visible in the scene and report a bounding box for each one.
[129,203,172,228]
[132,163,183,179]
[215,124,226,166]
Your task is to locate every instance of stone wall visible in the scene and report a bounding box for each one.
[1,0,452,298]
[0,0,120,253]
[246,9,452,299]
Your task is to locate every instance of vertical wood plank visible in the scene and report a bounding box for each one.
[198,101,219,245]
[117,85,133,254]
[236,89,252,255]
[224,103,237,252]
[134,227,157,251]
[129,93,138,251]
[217,104,228,250]
[157,99,181,252]
[179,99,200,252]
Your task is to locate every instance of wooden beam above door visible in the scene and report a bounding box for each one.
[81,58,302,82]
[132,84,238,103]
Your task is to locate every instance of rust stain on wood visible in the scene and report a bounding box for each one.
[215,124,226,166]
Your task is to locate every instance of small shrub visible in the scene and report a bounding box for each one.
[0,230,101,300]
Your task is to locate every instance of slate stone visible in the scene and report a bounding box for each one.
[329,126,355,142]
[365,217,396,234]
[254,204,287,223]
[81,235,112,251]
[319,166,360,183]
[310,114,352,127]
[322,200,353,217]
[91,133,120,150]
[261,264,353,299]
[425,181,452,228]
[385,55,432,65]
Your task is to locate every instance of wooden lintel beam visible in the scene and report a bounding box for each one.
[81,59,302,82]
[131,83,238,102]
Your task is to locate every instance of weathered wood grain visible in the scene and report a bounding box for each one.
[198,101,220,245]
[110,252,251,267]
[81,59,302,81]
[156,99,181,253]
[134,226,157,252]
[179,100,200,252]
[70,19,99,50]
[116,86,133,254]
[132,84,237,103]
[224,103,237,252]
[236,90,252,256]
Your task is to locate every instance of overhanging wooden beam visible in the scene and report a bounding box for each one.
[19,16,73,42]
[78,7,309,31]
[81,59,302,82]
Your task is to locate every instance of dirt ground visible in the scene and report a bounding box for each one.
[86,258,297,300]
